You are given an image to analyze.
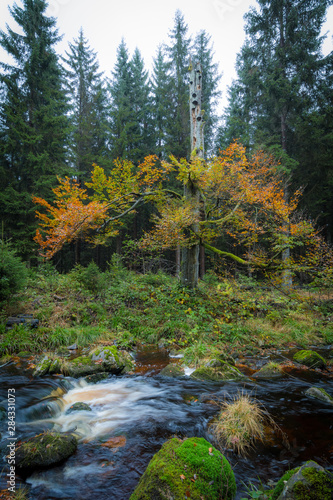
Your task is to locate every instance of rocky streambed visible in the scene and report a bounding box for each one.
[0,344,332,499]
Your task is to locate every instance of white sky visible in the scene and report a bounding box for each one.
[0,0,332,112]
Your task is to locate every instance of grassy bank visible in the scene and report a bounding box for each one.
[1,259,332,358]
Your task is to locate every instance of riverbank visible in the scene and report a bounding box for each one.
[1,263,332,360]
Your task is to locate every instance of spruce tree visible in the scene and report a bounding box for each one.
[109,39,134,160]
[62,28,110,180]
[164,10,191,158]
[151,46,173,159]
[0,0,69,258]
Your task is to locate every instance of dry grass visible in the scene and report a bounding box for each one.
[211,392,274,456]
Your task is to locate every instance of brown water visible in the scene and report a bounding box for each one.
[0,346,332,499]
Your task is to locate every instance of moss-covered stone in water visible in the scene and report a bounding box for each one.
[190,363,244,382]
[253,362,284,379]
[66,402,92,414]
[271,467,300,499]
[305,386,333,404]
[15,432,77,472]
[293,350,326,369]
[272,461,333,500]
[130,437,236,500]
[159,363,184,377]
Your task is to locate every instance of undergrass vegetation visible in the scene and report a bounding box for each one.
[0,260,332,355]
[210,392,276,456]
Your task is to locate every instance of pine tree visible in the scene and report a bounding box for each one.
[62,28,110,181]
[0,0,69,258]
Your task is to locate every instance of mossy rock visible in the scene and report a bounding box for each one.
[272,460,333,499]
[17,351,31,357]
[66,402,92,414]
[85,372,109,384]
[159,363,185,377]
[66,346,134,378]
[293,350,326,369]
[253,362,284,379]
[190,363,244,382]
[15,431,77,472]
[218,353,236,366]
[33,355,63,377]
[305,387,333,404]
[89,345,135,373]
[130,437,236,500]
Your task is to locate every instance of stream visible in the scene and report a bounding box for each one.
[0,346,332,499]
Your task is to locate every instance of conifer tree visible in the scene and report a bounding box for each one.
[151,46,173,159]
[164,10,191,158]
[0,0,69,257]
[62,28,110,181]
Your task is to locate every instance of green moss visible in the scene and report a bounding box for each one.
[271,467,300,500]
[71,356,93,366]
[293,350,326,368]
[130,437,236,500]
[271,462,333,500]
[159,364,184,377]
[292,466,333,500]
[190,364,244,381]
[16,432,77,470]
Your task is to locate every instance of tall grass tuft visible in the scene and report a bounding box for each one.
[211,392,273,456]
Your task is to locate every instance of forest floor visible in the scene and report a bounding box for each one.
[1,262,332,361]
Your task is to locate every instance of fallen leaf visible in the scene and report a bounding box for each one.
[101,436,127,448]
[180,474,186,480]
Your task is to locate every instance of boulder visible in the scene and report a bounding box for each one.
[66,346,135,378]
[190,362,244,382]
[130,437,236,500]
[15,432,77,473]
[293,350,326,369]
[159,363,185,377]
[305,387,333,404]
[271,460,333,500]
[33,355,62,377]
[253,362,284,379]
[65,402,92,414]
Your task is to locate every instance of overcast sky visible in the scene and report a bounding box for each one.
[0,0,332,111]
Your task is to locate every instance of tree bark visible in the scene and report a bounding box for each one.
[181,62,204,288]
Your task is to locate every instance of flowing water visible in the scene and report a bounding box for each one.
[0,346,332,499]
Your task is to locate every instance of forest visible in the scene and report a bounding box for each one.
[0,0,333,499]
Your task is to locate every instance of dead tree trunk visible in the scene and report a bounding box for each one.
[181,62,204,288]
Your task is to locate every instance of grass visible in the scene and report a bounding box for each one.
[0,263,331,356]
[210,392,274,456]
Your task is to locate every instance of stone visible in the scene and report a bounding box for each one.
[293,350,326,369]
[130,437,236,500]
[15,432,77,473]
[190,363,245,382]
[65,402,92,414]
[253,362,284,379]
[272,460,333,500]
[159,363,185,377]
[305,387,333,404]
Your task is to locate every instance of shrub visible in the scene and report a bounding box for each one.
[0,240,28,301]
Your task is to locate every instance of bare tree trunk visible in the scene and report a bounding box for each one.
[181,61,204,288]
